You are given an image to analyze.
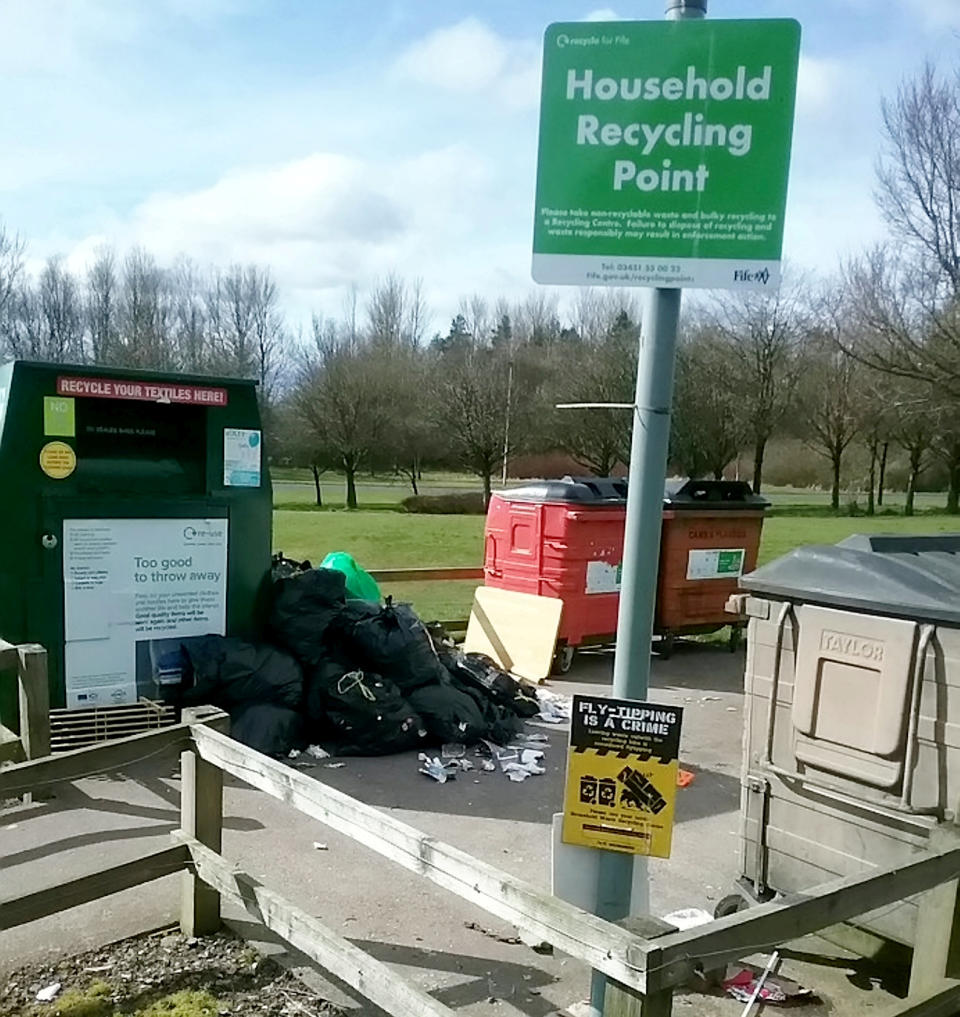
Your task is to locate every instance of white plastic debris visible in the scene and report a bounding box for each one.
[36,983,61,1003]
[663,907,713,931]
[442,743,466,758]
[536,690,572,724]
[287,749,302,759]
[519,749,546,774]
[324,762,346,769]
[501,763,533,782]
[313,842,329,851]
[418,753,458,783]
[481,759,496,772]
[306,745,331,759]
[515,732,549,746]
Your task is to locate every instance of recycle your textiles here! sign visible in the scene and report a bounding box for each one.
[532,19,801,290]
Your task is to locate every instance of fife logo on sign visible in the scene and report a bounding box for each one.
[532,19,801,290]
[734,267,771,285]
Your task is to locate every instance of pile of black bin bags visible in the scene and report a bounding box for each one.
[179,566,540,758]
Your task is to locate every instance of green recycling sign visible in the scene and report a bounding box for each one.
[532,19,801,290]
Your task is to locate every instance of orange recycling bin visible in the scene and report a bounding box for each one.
[656,480,769,657]
[483,477,768,667]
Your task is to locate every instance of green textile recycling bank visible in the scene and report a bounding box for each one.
[532,19,801,290]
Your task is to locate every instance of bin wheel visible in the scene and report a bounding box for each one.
[552,645,575,675]
[713,893,749,920]
[659,633,675,660]
[728,625,743,653]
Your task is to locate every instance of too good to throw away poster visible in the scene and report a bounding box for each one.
[63,518,228,708]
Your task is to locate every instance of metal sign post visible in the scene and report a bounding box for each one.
[590,15,701,1017]
[531,2,800,1012]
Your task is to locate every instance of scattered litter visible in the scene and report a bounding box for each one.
[727,706,738,712]
[324,762,346,769]
[536,690,572,724]
[442,743,466,758]
[481,759,496,772]
[677,769,696,788]
[450,758,474,772]
[701,696,721,702]
[519,929,554,954]
[35,983,61,1003]
[663,907,712,931]
[723,957,812,1007]
[502,764,533,782]
[515,732,549,745]
[418,753,459,783]
[464,920,522,946]
[312,842,329,851]
[287,749,301,759]
[306,744,331,759]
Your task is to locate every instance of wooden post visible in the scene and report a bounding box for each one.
[604,980,672,1017]
[179,708,228,937]
[910,877,960,998]
[17,644,50,761]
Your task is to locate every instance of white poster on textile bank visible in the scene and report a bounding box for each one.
[63,518,228,709]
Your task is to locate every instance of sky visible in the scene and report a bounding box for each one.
[1,0,958,334]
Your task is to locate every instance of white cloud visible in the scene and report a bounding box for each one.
[65,146,533,327]
[583,9,622,21]
[393,18,541,109]
[898,0,960,30]
[796,54,847,115]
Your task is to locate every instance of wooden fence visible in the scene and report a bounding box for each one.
[2,710,960,1016]
[0,639,49,766]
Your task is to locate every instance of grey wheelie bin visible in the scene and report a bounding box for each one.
[728,533,960,946]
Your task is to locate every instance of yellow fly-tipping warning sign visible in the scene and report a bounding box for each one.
[562,694,683,858]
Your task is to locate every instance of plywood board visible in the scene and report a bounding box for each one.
[463,586,562,683]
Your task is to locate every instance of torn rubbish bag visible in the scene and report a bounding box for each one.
[269,567,347,664]
[230,702,306,757]
[408,678,489,745]
[321,670,426,756]
[181,636,303,711]
[449,652,540,718]
[335,598,449,692]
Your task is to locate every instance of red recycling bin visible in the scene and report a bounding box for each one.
[483,477,768,669]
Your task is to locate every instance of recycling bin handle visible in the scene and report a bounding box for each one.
[566,511,626,522]
[763,609,937,818]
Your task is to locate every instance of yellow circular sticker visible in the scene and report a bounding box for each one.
[39,441,77,479]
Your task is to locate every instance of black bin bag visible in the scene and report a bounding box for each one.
[269,567,347,664]
[320,670,427,756]
[335,598,449,692]
[182,635,303,711]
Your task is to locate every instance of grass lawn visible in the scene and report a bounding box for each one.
[272,501,960,624]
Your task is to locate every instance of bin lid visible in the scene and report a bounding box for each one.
[663,479,769,511]
[497,476,770,508]
[741,533,960,624]
[496,476,628,504]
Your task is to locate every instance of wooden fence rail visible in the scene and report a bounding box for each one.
[0,639,49,766]
[2,713,960,1016]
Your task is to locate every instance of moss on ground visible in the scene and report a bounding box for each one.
[24,984,220,1017]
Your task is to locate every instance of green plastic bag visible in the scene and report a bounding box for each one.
[320,551,382,603]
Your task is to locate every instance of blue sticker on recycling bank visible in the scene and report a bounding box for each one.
[224,428,261,488]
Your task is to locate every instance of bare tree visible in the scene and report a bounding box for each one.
[890,388,935,516]
[795,335,860,512]
[366,274,427,348]
[0,221,25,359]
[708,274,810,493]
[552,307,637,476]
[670,326,746,480]
[431,334,538,507]
[116,248,174,369]
[294,317,390,510]
[877,62,960,292]
[86,247,119,364]
[36,257,84,362]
